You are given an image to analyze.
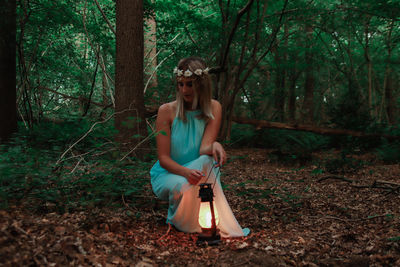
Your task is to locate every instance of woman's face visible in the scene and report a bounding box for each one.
[178,77,196,105]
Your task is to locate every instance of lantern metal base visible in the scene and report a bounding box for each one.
[197,228,221,246]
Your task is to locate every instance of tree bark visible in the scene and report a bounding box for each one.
[115,0,148,153]
[144,13,158,89]
[272,41,285,122]
[302,24,314,124]
[384,19,396,125]
[288,66,300,123]
[0,0,17,142]
[364,16,373,116]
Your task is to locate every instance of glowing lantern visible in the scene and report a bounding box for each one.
[198,201,219,228]
[197,183,221,245]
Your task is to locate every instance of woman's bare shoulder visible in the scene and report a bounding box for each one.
[158,101,177,122]
[211,99,222,112]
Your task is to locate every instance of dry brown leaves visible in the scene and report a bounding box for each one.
[1,148,400,266]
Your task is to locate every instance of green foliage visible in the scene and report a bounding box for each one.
[229,124,258,147]
[324,150,366,174]
[230,124,332,164]
[388,236,400,242]
[0,119,152,212]
[327,87,374,132]
[266,130,330,164]
[376,140,400,164]
[231,179,303,214]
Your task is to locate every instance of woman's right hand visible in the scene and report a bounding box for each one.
[184,168,204,185]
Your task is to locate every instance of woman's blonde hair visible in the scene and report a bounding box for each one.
[175,57,214,122]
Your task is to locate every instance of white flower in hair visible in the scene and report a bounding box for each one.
[194,69,203,76]
[203,67,209,74]
[173,67,178,74]
[184,69,193,77]
[177,69,183,76]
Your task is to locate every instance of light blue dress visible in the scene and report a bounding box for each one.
[150,110,249,237]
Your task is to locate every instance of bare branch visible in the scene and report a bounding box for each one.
[92,0,116,35]
[220,0,255,69]
[144,52,174,94]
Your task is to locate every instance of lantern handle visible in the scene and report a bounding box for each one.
[204,162,220,190]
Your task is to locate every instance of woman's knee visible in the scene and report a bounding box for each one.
[169,180,187,201]
[198,155,214,166]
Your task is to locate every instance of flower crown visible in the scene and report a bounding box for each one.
[173,67,210,77]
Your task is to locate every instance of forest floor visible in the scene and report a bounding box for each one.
[1,148,400,266]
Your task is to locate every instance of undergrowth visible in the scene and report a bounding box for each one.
[229,123,400,166]
[2,120,399,212]
[0,120,154,212]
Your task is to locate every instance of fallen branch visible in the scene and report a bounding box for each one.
[317,175,354,183]
[157,223,172,245]
[318,175,399,192]
[233,116,400,140]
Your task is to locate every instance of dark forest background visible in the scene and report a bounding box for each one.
[0,0,399,211]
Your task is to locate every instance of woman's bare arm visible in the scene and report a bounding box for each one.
[199,100,226,166]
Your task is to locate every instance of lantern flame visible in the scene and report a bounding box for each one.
[198,202,219,228]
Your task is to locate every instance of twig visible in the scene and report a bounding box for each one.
[56,109,127,165]
[144,52,175,94]
[17,106,29,130]
[70,157,84,174]
[157,223,172,243]
[144,48,163,72]
[309,213,395,223]
[122,194,129,208]
[318,176,399,191]
[119,131,156,161]
[99,54,115,107]
[145,118,155,133]
[92,0,116,35]
[317,175,354,183]
[59,141,113,163]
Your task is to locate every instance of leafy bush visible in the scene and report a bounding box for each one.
[324,150,366,174]
[230,124,331,163]
[327,87,373,131]
[228,124,258,147]
[266,130,330,164]
[376,141,400,164]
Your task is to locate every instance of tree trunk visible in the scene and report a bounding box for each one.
[364,16,373,117]
[115,0,148,154]
[288,67,300,123]
[273,41,285,122]
[302,24,314,124]
[0,0,17,142]
[384,19,395,125]
[385,68,395,125]
[144,14,158,90]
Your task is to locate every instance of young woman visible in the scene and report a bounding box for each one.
[150,57,249,237]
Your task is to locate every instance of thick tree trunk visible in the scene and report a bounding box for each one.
[0,0,17,142]
[115,0,148,153]
[302,25,314,124]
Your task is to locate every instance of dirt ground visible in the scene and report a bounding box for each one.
[1,148,400,266]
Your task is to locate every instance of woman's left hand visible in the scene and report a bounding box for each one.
[212,141,226,167]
